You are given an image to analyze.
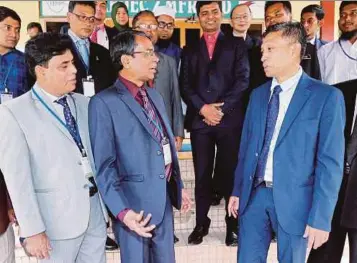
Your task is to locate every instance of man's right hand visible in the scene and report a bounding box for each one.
[23,232,51,260]
[228,196,239,219]
[123,210,156,238]
[200,103,224,125]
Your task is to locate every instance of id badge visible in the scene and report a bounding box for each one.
[0,91,13,104]
[162,138,172,166]
[81,156,94,186]
[82,77,95,97]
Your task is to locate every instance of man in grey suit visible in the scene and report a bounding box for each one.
[132,10,184,151]
[0,33,108,262]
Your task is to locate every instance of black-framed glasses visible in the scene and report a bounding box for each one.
[70,12,96,23]
[134,24,158,31]
[158,21,174,30]
[132,49,156,58]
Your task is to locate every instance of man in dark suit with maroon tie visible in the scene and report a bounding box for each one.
[180,1,249,246]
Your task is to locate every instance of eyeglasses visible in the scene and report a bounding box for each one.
[132,49,156,58]
[158,21,174,30]
[232,15,250,21]
[70,12,96,23]
[134,24,158,31]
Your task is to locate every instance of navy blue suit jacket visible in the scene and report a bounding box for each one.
[89,79,183,225]
[180,33,250,131]
[233,73,345,235]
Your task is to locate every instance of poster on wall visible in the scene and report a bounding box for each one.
[40,1,265,19]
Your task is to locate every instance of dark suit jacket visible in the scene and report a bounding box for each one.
[180,33,250,131]
[105,25,118,45]
[70,40,117,94]
[0,171,10,234]
[334,79,357,228]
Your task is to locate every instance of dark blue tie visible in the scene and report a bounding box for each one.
[254,85,282,186]
[56,97,84,151]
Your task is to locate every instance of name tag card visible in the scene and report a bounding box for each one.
[81,156,95,187]
[0,91,13,104]
[162,138,172,166]
[82,76,95,97]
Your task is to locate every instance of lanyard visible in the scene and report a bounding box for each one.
[339,39,357,62]
[1,59,14,92]
[141,107,165,140]
[32,88,86,156]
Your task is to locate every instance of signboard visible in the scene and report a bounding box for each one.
[40,1,264,19]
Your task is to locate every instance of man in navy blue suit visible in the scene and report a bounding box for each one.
[228,22,345,262]
[180,1,249,246]
[89,30,191,263]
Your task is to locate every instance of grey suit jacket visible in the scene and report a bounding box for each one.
[0,84,108,240]
[154,52,184,138]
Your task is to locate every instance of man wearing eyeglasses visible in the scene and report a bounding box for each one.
[66,1,116,96]
[89,29,191,263]
[153,3,182,68]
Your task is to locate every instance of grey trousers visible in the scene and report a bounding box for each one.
[40,194,107,263]
[0,224,15,263]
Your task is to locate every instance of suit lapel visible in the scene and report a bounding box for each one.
[211,33,224,63]
[199,37,210,64]
[31,86,75,145]
[116,81,160,145]
[275,74,312,147]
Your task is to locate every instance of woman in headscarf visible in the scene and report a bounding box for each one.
[111,2,130,32]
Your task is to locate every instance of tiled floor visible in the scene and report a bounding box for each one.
[14,159,350,262]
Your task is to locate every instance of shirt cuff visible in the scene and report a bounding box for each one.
[117,208,130,222]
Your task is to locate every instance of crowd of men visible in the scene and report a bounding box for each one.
[0,1,356,263]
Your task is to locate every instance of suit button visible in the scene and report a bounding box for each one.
[83,184,89,189]
[255,153,258,157]
[78,161,82,165]
[159,174,165,179]
[206,90,211,93]
[157,151,162,155]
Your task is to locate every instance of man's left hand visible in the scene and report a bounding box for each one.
[175,137,184,151]
[304,225,329,251]
[180,189,192,213]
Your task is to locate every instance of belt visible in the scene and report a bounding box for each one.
[254,177,273,188]
[89,186,98,197]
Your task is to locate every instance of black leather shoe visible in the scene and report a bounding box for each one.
[188,219,211,245]
[106,236,118,251]
[211,192,223,206]
[174,234,179,243]
[225,217,238,246]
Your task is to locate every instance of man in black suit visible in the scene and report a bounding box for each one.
[67,1,116,96]
[308,78,357,263]
[90,1,118,49]
[300,4,328,80]
[66,1,118,251]
[180,1,249,246]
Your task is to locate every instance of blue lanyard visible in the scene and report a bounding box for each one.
[339,39,357,62]
[141,108,165,140]
[1,59,14,91]
[32,88,86,156]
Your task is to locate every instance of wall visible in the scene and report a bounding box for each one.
[1,1,40,50]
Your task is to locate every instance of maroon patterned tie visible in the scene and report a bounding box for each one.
[138,88,172,181]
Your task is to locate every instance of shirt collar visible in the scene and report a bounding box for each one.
[68,29,89,45]
[203,31,220,43]
[232,31,246,40]
[35,83,65,103]
[118,74,143,98]
[309,36,316,45]
[271,67,303,93]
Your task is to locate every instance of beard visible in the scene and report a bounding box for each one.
[340,29,357,40]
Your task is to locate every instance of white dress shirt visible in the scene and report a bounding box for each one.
[318,39,357,85]
[97,29,109,50]
[264,67,303,183]
[309,36,316,45]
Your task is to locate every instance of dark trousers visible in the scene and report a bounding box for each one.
[191,127,240,227]
[308,176,357,263]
